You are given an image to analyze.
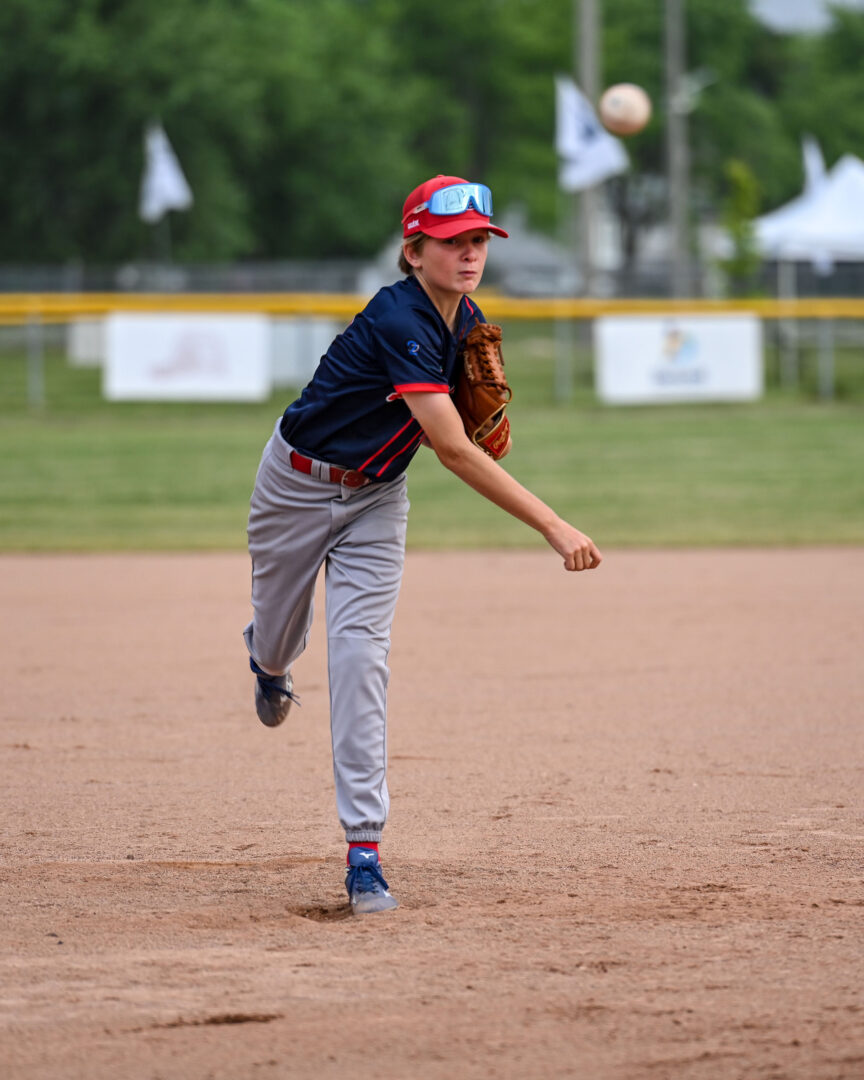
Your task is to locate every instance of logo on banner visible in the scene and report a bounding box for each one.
[151,331,228,379]
[654,323,707,386]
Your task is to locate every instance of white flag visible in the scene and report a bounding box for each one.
[139,123,193,224]
[802,134,827,194]
[555,76,628,192]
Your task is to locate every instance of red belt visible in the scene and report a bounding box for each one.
[289,451,371,489]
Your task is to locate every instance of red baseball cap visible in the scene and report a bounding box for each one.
[402,175,509,240]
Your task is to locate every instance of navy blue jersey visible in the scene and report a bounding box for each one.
[280,276,486,482]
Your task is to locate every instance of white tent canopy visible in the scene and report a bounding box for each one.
[755,154,864,261]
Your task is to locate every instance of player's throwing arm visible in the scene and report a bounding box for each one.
[403,389,602,572]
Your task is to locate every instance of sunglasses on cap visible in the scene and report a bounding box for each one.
[408,183,494,218]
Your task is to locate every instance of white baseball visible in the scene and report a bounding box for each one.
[599,83,652,136]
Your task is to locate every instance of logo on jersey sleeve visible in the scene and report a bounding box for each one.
[406,340,420,356]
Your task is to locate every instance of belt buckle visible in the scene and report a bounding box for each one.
[341,469,368,489]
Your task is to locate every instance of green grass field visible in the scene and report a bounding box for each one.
[1,325,863,551]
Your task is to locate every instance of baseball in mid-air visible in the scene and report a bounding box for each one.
[599,83,652,136]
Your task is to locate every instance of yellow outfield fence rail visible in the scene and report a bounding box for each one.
[2,292,861,407]
[2,292,864,322]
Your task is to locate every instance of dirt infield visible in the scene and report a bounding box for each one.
[1,549,862,1080]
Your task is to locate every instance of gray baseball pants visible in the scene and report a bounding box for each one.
[243,419,409,843]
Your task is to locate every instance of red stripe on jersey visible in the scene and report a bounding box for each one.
[392,382,450,394]
[458,300,477,345]
[359,417,418,472]
[375,430,425,477]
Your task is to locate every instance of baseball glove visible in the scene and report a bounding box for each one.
[454,323,512,460]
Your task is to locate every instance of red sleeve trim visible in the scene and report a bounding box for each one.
[393,382,450,394]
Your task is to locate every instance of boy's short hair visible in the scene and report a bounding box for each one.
[398,233,427,276]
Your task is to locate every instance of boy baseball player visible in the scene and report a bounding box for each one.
[243,175,602,914]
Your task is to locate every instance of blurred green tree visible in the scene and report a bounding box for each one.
[778,9,864,171]
[717,158,762,295]
[242,0,421,259]
[0,0,264,261]
[0,0,861,264]
[601,0,800,270]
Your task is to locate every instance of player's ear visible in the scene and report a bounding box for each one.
[402,242,422,269]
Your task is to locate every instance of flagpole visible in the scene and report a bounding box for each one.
[578,0,601,298]
[665,0,690,297]
[555,5,625,401]
[555,182,578,402]
[160,215,173,263]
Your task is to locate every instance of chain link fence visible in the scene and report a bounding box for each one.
[2,311,863,414]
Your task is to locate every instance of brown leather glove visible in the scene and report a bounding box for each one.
[453,323,512,460]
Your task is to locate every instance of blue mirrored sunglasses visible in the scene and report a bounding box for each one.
[413,183,493,218]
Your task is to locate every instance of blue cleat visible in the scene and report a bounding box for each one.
[249,657,300,728]
[345,848,398,914]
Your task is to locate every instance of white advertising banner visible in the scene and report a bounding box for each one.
[104,314,270,401]
[271,317,338,389]
[595,314,763,404]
